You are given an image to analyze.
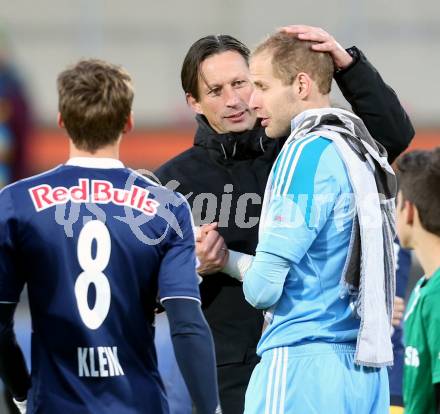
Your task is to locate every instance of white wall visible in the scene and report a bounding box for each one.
[2,0,439,126]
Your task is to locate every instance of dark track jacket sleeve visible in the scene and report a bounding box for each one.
[0,303,31,400]
[436,383,440,414]
[163,298,220,414]
[335,47,415,163]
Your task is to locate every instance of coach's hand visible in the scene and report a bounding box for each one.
[279,25,353,70]
[392,296,405,327]
[196,223,229,276]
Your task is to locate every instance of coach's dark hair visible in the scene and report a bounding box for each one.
[57,59,134,153]
[396,147,440,237]
[181,35,250,101]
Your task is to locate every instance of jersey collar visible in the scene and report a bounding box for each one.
[66,157,125,169]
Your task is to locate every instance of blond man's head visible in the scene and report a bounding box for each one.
[253,32,334,93]
[249,32,334,138]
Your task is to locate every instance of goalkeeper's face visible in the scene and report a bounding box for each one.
[248,52,299,139]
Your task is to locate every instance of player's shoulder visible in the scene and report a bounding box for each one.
[126,167,179,196]
[281,134,342,172]
[127,167,189,211]
[125,167,162,188]
[283,134,335,158]
[0,164,64,195]
[0,166,66,215]
[421,274,440,309]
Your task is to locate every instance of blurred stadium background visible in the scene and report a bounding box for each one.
[0,0,439,411]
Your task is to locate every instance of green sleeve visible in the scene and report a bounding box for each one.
[422,293,440,384]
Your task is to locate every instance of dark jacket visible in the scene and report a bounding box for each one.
[157,118,278,366]
[155,47,414,368]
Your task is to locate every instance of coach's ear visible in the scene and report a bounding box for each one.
[186,93,203,115]
[57,112,65,129]
[123,112,134,134]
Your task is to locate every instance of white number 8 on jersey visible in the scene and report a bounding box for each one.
[75,220,111,330]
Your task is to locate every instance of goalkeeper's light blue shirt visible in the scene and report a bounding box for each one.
[251,134,360,356]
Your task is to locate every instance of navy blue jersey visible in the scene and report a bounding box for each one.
[388,240,412,406]
[0,158,200,414]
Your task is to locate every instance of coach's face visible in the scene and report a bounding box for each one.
[187,51,256,133]
[249,52,299,139]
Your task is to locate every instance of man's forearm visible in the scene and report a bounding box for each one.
[0,304,30,400]
[222,250,290,310]
[243,251,290,309]
[163,299,220,414]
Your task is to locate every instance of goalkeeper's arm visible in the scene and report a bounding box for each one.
[221,249,254,281]
[0,303,30,411]
[222,250,290,309]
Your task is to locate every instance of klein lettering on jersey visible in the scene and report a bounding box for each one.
[78,346,124,377]
[28,179,160,215]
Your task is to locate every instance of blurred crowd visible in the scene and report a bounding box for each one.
[0,27,32,190]
[0,26,33,414]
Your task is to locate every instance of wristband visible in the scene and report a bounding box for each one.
[222,250,254,281]
[13,398,27,414]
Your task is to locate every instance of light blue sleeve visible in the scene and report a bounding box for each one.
[243,251,291,309]
[257,136,345,263]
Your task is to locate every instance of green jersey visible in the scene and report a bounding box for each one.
[404,268,440,414]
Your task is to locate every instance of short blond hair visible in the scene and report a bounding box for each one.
[57,59,134,152]
[253,32,334,94]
